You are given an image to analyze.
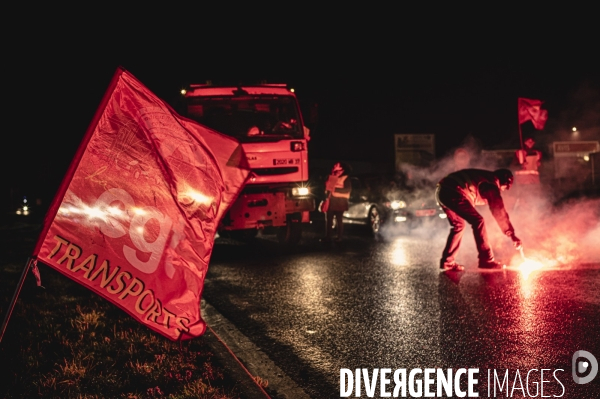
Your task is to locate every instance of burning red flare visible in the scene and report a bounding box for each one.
[516,249,546,279]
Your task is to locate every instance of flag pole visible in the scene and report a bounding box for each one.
[518,123,524,151]
[518,99,524,152]
[0,258,33,343]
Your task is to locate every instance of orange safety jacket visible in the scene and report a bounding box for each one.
[326,174,351,199]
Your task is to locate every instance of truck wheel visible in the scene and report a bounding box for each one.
[277,219,302,246]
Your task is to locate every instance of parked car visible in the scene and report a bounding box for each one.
[403,187,448,229]
[342,176,447,235]
[342,175,410,235]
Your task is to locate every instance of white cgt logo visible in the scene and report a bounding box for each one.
[92,188,173,274]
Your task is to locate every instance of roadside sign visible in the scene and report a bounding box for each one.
[394,134,435,170]
[552,141,600,180]
[553,141,600,156]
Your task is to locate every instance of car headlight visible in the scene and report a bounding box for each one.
[388,200,407,209]
[292,187,310,197]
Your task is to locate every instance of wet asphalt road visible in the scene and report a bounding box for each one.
[203,221,600,398]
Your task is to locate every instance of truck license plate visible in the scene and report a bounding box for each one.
[273,158,299,165]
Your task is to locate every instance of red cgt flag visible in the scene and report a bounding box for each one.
[32,68,250,340]
[518,97,548,130]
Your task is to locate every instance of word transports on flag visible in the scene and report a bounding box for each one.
[32,68,250,340]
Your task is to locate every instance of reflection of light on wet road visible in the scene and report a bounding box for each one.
[295,266,325,310]
[279,258,340,377]
[389,237,410,267]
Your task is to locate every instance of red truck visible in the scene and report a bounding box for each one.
[181,84,314,245]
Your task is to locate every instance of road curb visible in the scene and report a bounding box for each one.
[201,299,312,399]
[202,326,271,399]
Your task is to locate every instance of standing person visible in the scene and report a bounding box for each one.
[435,168,522,271]
[513,136,543,208]
[323,162,352,243]
[515,136,542,184]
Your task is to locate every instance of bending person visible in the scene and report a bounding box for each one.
[435,168,522,271]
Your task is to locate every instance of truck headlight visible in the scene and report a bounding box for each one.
[292,187,310,197]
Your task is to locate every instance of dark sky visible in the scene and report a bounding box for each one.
[4,12,599,210]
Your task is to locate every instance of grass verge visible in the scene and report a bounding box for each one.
[0,224,244,399]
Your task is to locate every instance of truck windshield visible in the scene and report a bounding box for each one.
[185,95,303,141]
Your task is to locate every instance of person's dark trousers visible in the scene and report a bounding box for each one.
[436,186,494,263]
[325,211,344,240]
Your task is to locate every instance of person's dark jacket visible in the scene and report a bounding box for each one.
[438,169,514,235]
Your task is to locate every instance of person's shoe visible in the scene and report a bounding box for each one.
[478,259,505,269]
[440,261,465,271]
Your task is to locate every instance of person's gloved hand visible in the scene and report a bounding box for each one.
[511,235,522,250]
[507,231,522,250]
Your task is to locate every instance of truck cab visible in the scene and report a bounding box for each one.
[181,84,314,244]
